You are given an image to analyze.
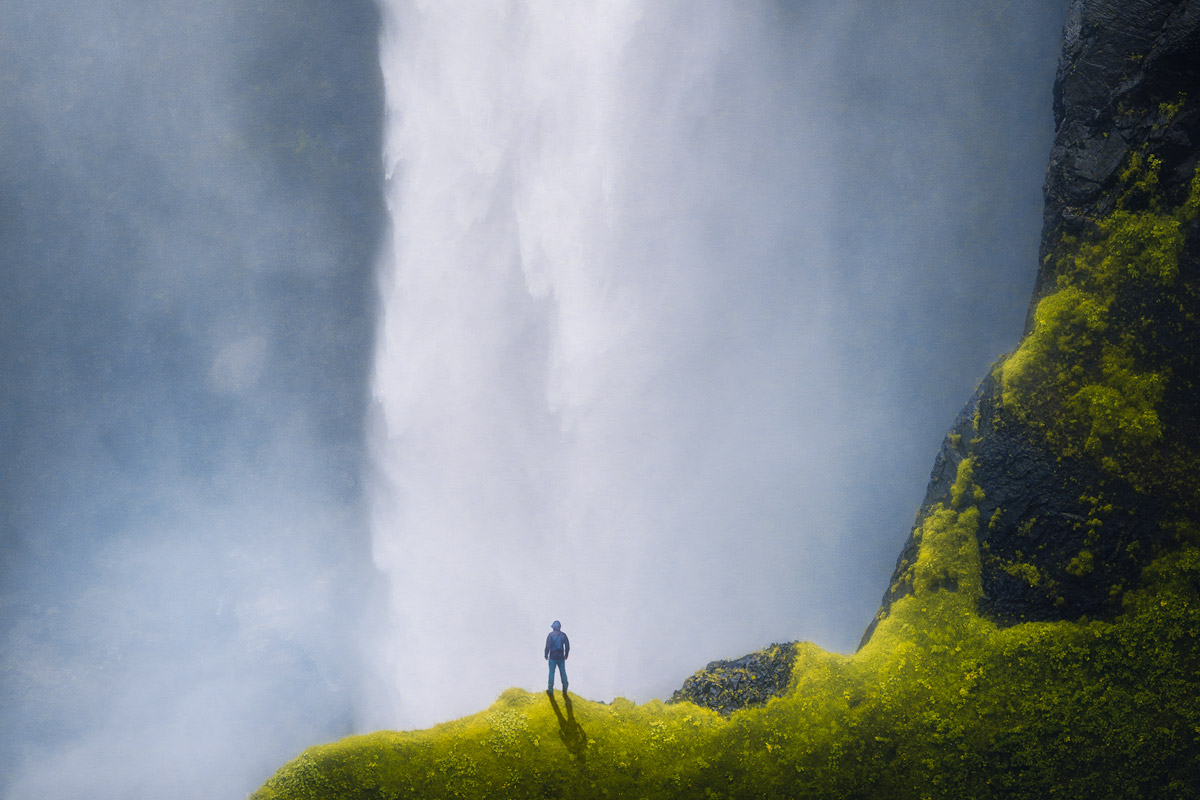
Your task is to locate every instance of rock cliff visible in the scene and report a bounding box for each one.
[863,0,1200,643]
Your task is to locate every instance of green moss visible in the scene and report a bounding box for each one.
[999,155,1200,489]
[255,531,1200,799]
[1066,549,1095,577]
[1116,150,1164,210]
[949,457,986,510]
[909,505,982,598]
[1001,560,1044,587]
[1157,94,1186,124]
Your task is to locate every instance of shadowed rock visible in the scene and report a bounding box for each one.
[669,642,797,715]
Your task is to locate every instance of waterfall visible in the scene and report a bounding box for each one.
[366,0,1062,730]
[367,0,841,729]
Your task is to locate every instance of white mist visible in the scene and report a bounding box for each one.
[368,0,842,730]
[365,0,1062,732]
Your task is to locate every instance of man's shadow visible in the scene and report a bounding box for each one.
[546,690,588,763]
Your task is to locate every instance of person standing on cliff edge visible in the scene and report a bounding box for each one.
[545,620,570,694]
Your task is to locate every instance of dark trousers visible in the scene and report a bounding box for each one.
[547,658,568,690]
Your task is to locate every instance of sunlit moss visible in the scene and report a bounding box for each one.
[1066,549,1095,577]
[1115,150,1165,212]
[909,505,982,599]
[949,456,986,509]
[999,154,1199,485]
[1001,559,1044,587]
[1157,94,1186,123]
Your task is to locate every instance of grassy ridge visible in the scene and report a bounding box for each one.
[254,486,1200,798]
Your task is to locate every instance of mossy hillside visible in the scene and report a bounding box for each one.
[1000,153,1200,493]
[254,462,1200,799]
[948,145,1200,621]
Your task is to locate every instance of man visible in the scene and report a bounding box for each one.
[544,619,570,693]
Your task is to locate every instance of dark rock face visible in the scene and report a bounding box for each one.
[862,374,1171,648]
[863,0,1200,647]
[970,400,1165,624]
[669,643,797,715]
[1035,0,1200,310]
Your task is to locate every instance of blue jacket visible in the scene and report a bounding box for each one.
[545,630,570,660]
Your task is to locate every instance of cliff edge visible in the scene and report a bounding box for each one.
[862,0,1200,643]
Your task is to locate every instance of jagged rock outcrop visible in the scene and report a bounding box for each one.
[668,643,797,715]
[863,0,1200,644]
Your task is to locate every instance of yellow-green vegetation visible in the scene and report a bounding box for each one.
[1001,559,1044,587]
[949,456,986,509]
[255,462,1200,799]
[1066,548,1095,577]
[1157,94,1186,123]
[999,151,1200,484]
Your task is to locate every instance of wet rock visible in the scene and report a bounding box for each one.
[860,373,1174,649]
[1034,0,1200,313]
[669,643,797,715]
